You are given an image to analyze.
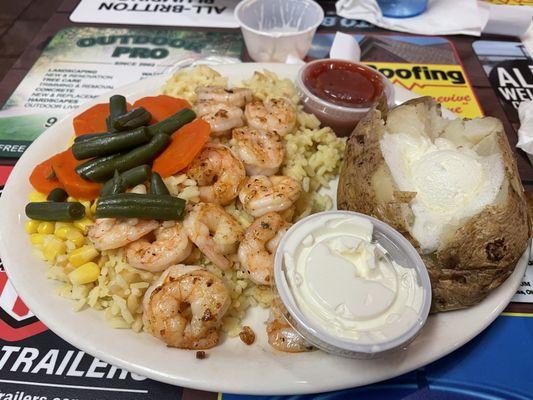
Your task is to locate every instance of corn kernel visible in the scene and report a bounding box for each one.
[65,240,76,252]
[68,135,76,146]
[37,222,55,235]
[28,191,47,202]
[90,201,98,215]
[67,196,77,203]
[54,222,70,233]
[66,230,84,247]
[25,220,40,234]
[69,262,100,285]
[73,217,94,233]
[55,226,70,239]
[30,233,46,245]
[68,245,99,267]
[80,201,91,216]
[43,238,66,262]
[56,226,84,247]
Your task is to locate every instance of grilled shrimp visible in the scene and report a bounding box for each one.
[238,212,291,285]
[187,144,246,206]
[195,101,244,136]
[143,264,230,349]
[195,86,252,108]
[239,175,302,217]
[244,98,296,136]
[184,203,244,270]
[125,223,192,272]
[88,218,159,251]
[267,299,313,353]
[232,126,284,176]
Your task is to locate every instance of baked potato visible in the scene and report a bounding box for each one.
[337,96,530,312]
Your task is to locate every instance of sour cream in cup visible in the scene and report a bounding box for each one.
[273,211,431,358]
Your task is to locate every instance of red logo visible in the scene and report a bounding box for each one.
[0,165,47,341]
[0,165,13,186]
[0,269,48,341]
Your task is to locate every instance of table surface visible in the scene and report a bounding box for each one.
[0,1,532,399]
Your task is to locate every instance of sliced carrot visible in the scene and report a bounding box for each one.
[73,104,109,136]
[73,102,131,136]
[51,149,101,200]
[152,119,211,177]
[29,154,64,194]
[132,95,192,123]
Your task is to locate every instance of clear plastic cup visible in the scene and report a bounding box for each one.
[273,211,432,359]
[295,59,395,137]
[234,0,324,62]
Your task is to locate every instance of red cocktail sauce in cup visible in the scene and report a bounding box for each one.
[296,59,394,137]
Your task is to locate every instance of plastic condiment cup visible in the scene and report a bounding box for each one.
[273,211,432,359]
[234,0,324,62]
[296,59,395,137]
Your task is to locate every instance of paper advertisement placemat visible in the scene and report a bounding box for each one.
[473,40,532,126]
[70,0,240,28]
[310,34,483,119]
[0,27,243,158]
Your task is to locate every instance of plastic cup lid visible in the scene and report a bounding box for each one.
[273,211,432,357]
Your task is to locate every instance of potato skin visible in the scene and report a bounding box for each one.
[337,97,530,312]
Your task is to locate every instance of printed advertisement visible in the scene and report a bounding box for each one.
[0,27,243,158]
[70,0,240,28]
[309,34,483,119]
[473,40,532,125]
[366,62,482,118]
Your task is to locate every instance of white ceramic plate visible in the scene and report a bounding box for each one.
[0,63,527,395]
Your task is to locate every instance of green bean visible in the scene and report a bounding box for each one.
[46,188,68,202]
[100,170,121,197]
[108,95,128,132]
[72,127,151,160]
[80,133,169,182]
[112,107,152,131]
[25,202,85,221]
[100,165,151,196]
[96,193,185,220]
[75,153,124,182]
[74,132,107,143]
[146,109,196,136]
[149,172,170,196]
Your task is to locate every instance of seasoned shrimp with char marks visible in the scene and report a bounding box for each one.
[125,223,192,272]
[245,98,296,136]
[88,218,159,251]
[267,299,313,353]
[143,264,230,349]
[187,144,246,206]
[239,175,302,217]
[184,203,244,270]
[238,212,291,285]
[232,126,284,176]
[195,86,252,108]
[195,101,244,136]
